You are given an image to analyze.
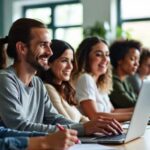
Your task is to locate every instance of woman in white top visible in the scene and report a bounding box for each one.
[75,36,133,122]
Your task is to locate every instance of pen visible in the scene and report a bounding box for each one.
[56,124,81,144]
[56,124,65,131]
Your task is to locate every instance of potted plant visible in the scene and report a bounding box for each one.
[83,21,109,39]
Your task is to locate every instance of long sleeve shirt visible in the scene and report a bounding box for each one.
[109,73,137,108]
[0,126,46,150]
[0,66,84,136]
[45,84,89,123]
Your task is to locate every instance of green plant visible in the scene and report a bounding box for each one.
[116,26,132,39]
[83,22,108,39]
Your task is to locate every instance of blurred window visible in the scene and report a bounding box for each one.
[118,0,150,47]
[23,1,83,49]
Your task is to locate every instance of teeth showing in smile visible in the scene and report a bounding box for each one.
[41,58,48,64]
[63,71,71,75]
[98,64,106,68]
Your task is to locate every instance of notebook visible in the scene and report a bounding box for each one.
[79,79,150,144]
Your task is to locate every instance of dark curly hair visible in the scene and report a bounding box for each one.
[110,39,142,68]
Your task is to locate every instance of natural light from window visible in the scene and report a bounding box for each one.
[121,0,150,19]
[24,3,83,49]
[55,27,83,50]
[25,7,52,25]
[123,21,150,47]
[121,0,150,47]
[55,4,83,26]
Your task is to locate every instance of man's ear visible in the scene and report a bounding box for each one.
[16,41,27,55]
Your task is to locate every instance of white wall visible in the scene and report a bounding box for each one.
[81,0,117,41]
[3,0,13,36]
[3,0,72,35]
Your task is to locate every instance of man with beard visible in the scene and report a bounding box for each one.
[0,18,122,137]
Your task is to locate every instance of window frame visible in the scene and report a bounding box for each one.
[22,0,82,39]
[117,0,150,27]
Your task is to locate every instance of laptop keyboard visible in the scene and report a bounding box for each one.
[79,133,126,143]
[95,133,126,141]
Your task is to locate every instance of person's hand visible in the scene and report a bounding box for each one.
[45,129,78,150]
[28,129,78,150]
[83,117,123,136]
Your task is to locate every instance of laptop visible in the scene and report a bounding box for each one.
[79,79,150,144]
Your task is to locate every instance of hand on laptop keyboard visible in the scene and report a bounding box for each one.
[83,118,123,136]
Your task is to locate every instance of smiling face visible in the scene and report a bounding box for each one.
[25,27,53,71]
[88,42,110,80]
[49,49,74,85]
[118,48,140,76]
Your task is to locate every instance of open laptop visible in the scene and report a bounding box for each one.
[79,79,150,144]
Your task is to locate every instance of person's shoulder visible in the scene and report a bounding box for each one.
[32,76,47,91]
[45,83,60,101]
[112,76,125,90]
[0,66,16,80]
[45,83,59,96]
[45,83,56,91]
[112,73,122,85]
[79,72,93,81]
[0,69,8,76]
[76,73,95,89]
[33,75,44,84]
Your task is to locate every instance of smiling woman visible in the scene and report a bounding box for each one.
[38,39,89,123]
[74,36,134,122]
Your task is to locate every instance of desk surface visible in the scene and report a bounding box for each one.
[109,128,150,150]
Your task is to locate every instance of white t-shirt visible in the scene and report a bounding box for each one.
[75,73,114,113]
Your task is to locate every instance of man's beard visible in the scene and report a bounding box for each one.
[26,50,49,72]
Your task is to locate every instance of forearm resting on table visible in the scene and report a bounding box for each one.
[96,112,132,122]
[87,111,132,122]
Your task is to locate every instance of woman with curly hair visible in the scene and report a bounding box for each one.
[75,36,133,122]
[109,39,141,108]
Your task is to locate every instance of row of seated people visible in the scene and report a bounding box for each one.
[0,18,123,150]
[38,38,134,123]
[0,18,150,149]
[38,36,150,124]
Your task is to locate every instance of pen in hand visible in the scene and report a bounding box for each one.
[56,124,81,144]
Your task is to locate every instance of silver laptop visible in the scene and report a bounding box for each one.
[79,79,150,144]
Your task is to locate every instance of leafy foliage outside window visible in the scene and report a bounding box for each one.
[83,22,107,39]
[83,21,131,41]
[116,26,132,39]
